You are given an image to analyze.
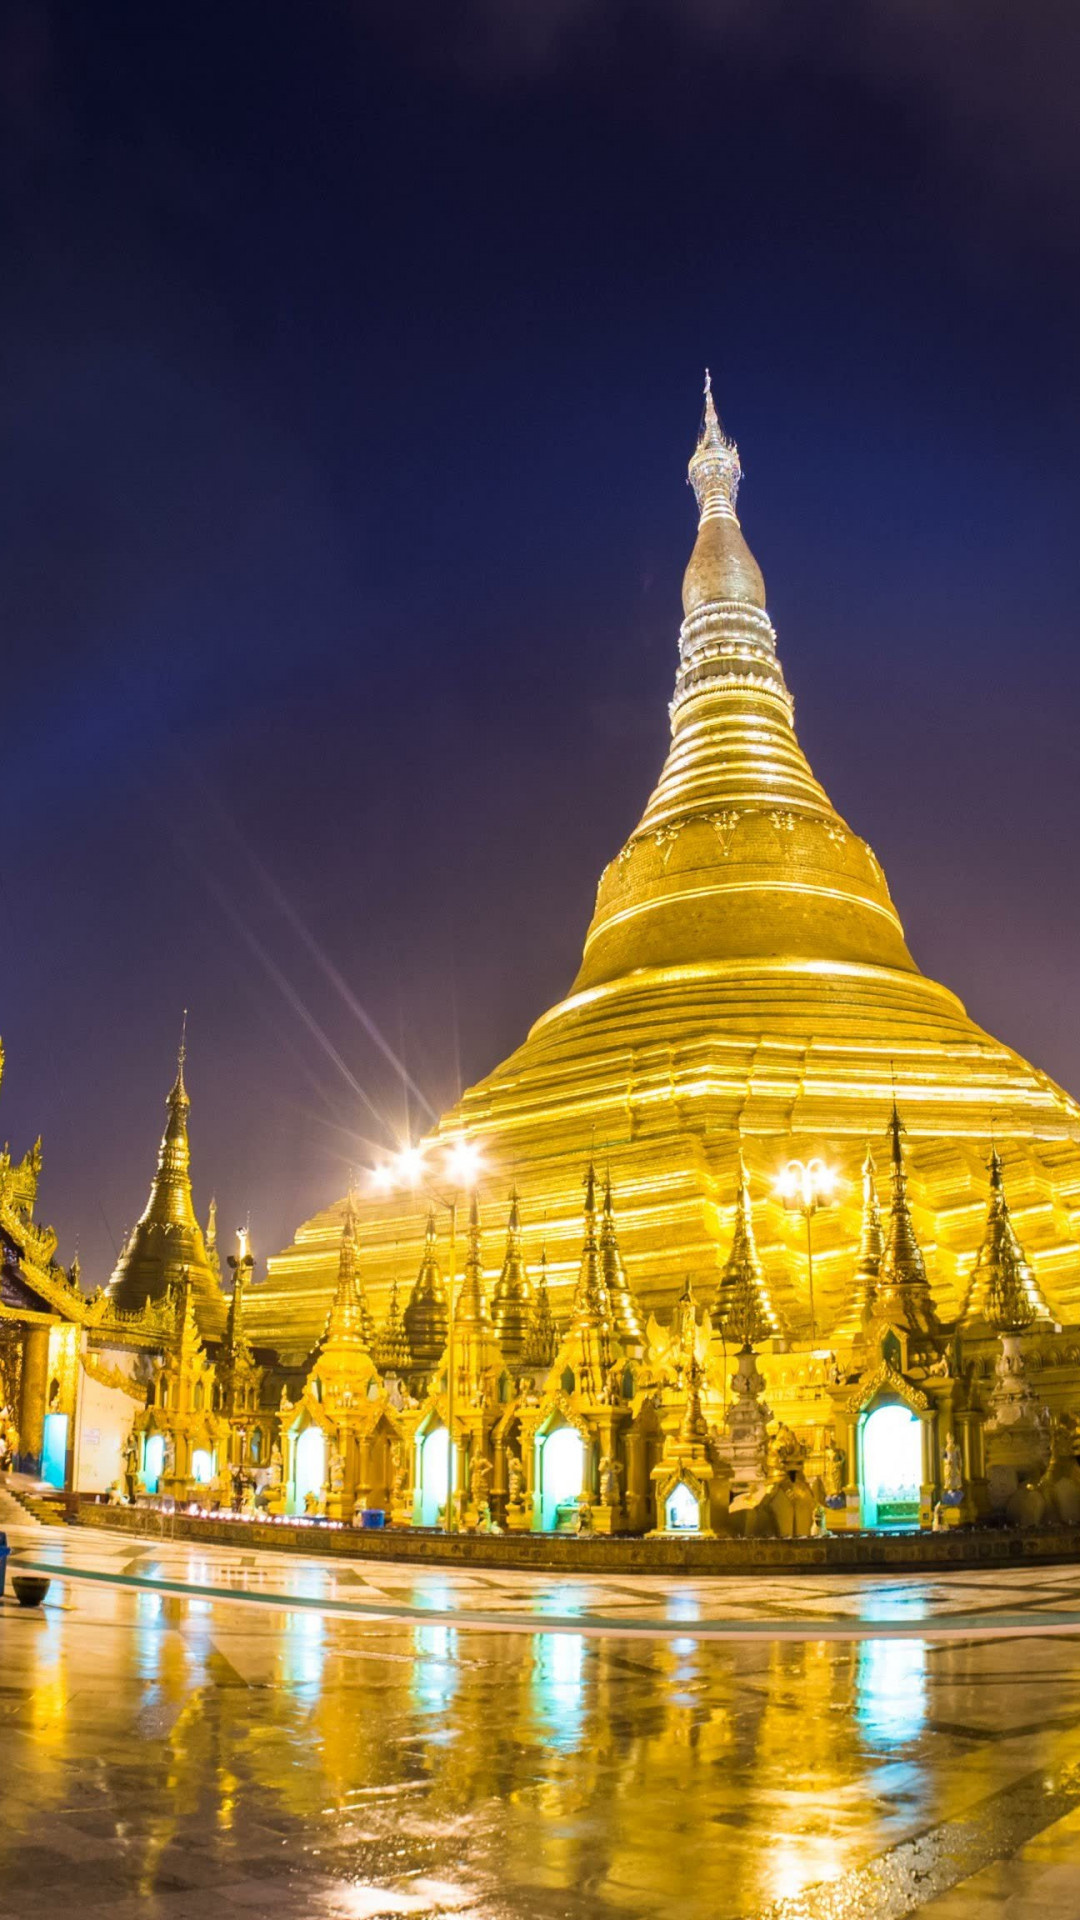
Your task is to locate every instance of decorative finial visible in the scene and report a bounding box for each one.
[689,372,741,523]
[888,1099,905,1173]
[168,1009,190,1109]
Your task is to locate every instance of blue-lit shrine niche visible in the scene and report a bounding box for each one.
[142,1431,165,1493]
[665,1481,700,1531]
[41,1411,68,1489]
[538,1424,585,1530]
[416,1422,450,1527]
[191,1447,216,1486]
[291,1423,326,1514]
[860,1402,922,1529]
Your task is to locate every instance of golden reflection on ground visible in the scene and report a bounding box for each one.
[2,1574,1080,1918]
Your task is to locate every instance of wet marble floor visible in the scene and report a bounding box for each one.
[2,1527,1080,1916]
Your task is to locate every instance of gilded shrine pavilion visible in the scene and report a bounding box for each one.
[6,381,1080,1548]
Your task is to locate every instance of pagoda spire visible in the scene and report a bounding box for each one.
[960,1149,1051,1332]
[874,1105,939,1334]
[569,385,915,999]
[834,1146,884,1339]
[324,1192,375,1349]
[570,1164,611,1333]
[599,1172,645,1355]
[553,1162,616,1397]
[713,1158,784,1347]
[373,1278,412,1374]
[455,1191,492,1329]
[522,1244,558,1371]
[106,1021,226,1338]
[491,1187,532,1367]
[404,1208,448,1374]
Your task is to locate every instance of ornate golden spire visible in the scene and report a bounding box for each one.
[874,1105,939,1333]
[373,1278,412,1373]
[834,1146,883,1338]
[713,1160,784,1347]
[567,384,914,997]
[404,1208,448,1372]
[961,1148,1050,1332]
[107,1023,226,1338]
[491,1187,532,1366]
[522,1245,558,1370]
[323,1193,375,1350]
[570,1164,612,1333]
[205,1195,221,1282]
[599,1172,645,1354]
[455,1190,493,1329]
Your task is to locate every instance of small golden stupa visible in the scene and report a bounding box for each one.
[107,1024,227,1339]
[249,380,1080,1360]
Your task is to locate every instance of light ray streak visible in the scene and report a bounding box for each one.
[197,781,438,1122]
[175,833,392,1134]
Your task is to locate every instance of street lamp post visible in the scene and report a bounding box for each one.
[775,1157,837,1342]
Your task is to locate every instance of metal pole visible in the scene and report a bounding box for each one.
[805,1206,816,1342]
[446,1198,457,1533]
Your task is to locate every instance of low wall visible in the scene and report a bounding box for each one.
[75,1499,1080,1575]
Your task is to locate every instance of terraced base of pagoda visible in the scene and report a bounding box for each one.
[75,1499,1080,1578]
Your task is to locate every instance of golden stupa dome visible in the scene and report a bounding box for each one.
[567,375,917,991]
[252,380,1080,1359]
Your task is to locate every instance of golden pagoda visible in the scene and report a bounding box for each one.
[107,1028,226,1339]
[961,1148,1049,1333]
[403,1209,448,1378]
[873,1105,940,1336]
[713,1159,783,1347]
[250,379,1080,1354]
[491,1189,532,1367]
[834,1147,884,1339]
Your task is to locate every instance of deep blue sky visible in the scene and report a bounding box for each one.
[3,1,1080,1280]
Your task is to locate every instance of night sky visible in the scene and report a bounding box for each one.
[3,1,1080,1283]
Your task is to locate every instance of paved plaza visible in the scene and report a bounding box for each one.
[1,1525,1080,1915]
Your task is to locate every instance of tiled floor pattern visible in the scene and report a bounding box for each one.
[13,1522,1080,1637]
[3,1527,1080,1914]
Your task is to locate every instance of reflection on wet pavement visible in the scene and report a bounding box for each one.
[2,1529,1080,1915]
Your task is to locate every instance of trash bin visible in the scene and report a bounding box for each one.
[0,1531,10,1599]
[359,1509,386,1530]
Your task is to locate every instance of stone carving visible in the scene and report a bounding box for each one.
[598,1454,622,1506]
[469,1454,492,1508]
[707,808,740,854]
[823,1441,845,1500]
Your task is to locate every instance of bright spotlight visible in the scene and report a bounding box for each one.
[445,1137,483,1188]
[370,1164,395,1193]
[396,1142,427,1186]
[775,1157,836,1213]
